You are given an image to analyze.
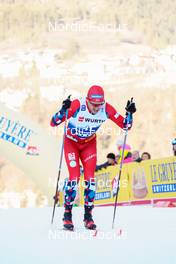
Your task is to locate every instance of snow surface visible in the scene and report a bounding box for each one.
[0,206,175,264]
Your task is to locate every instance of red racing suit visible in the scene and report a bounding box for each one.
[50,97,125,207]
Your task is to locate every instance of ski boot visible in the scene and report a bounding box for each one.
[63,206,74,231]
[84,206,96,230]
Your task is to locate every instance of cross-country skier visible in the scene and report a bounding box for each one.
[50,85,136,230]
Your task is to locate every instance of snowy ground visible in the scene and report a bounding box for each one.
[0,206,175,264]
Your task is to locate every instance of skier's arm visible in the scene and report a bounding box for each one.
[105,103,125,129]
[50,99,80,126]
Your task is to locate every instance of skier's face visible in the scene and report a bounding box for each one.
[87,100,104,114]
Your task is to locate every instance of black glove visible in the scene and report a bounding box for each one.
[125,98,136,114]
[60,95,71,113]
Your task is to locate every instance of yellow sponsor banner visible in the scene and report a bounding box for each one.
[78,175,84,207]
[93,164,130,205]
[148,156,176,200]
[60,156,176,206]
[128,157,176,202]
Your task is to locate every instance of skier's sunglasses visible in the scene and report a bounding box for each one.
[89,101,104,107]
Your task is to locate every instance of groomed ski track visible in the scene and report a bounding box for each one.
[0,206,175,264]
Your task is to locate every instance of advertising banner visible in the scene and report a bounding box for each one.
[0,103,67,202]
[77,157,176,206]
[128,157,176,203]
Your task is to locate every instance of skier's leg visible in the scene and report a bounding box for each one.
[83,181,96,230]
[62,180,77,230]
[63,137,80,229]
[80,138,97,229]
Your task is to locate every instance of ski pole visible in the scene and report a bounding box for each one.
[51,102,69,224]
[112,128,128,229]
[112,97,135,228]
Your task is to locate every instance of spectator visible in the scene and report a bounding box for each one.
[172,138,176,156]
[95,153,117,171]
[115,154,120,164]
[132,150,142,162]
[118,144,133,164]
[141,152,151,160]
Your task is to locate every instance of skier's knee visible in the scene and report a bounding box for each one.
[64,180,78,206]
